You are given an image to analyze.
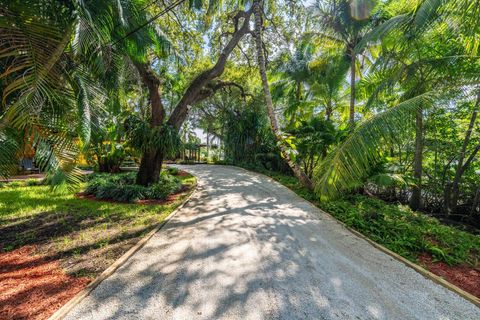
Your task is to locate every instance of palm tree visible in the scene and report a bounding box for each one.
[312,0,378,128]
[0,0,178,181]
[271,40,314,127]
[308,47,350,121]
[0,0,108,182]
[1,0,245,185]
[313,0,480,207]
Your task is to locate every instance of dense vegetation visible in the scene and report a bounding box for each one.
[0,0,479,253]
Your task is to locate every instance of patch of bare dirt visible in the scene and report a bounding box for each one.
[418,253,480,298]
[0,246,90,320]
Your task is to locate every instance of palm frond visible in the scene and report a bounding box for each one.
[314,92,436,199]
[33,125,84,186]
[0,128,20,178]
[413,0,445,30]
[356,14,410,53]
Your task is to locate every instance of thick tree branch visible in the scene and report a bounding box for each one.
[167,9,253,129]
[192,81,250,104]
[133,61,165,126]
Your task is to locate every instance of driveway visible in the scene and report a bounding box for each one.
[64,165,479,320]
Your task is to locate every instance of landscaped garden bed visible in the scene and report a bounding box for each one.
[0,169,196,320]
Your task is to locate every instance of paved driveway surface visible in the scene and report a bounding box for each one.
[64,165,479,320]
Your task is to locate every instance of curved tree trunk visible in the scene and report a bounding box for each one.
[167,10,252,130]
[252,0,313,190]
[133,11,252,185]
[134,61,165,186]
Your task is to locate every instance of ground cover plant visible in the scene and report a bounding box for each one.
[84,171,182,203]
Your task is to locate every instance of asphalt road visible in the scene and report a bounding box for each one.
[64,165,479,320]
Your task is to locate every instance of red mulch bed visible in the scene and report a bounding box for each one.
[418,253,480,298]
[0,246,90,320]
[176,170,190,177]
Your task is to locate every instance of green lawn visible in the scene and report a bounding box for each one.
[0,173,196,277]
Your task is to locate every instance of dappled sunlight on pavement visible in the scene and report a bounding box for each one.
[64,165,480,320]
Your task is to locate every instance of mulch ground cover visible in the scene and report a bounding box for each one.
[0,246,90,320]
[418,253,480,298]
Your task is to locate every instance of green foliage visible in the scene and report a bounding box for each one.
[126,116,182,157]
[0,176,194,277]
[223,101,270,163]
[218,95,288,172]
[167,167,179,175]
[322,195,479,265]
[7,181,23,188]
[287,117,339,177]
[0,0,174,183]
[86,109,131,173]
[25,179,40,186]
[85,172,181,203]
[314,93,434,199]
[147,175,181,199]
[0,130,20,178]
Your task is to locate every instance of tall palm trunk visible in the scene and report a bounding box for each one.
[349,47,356,129]
[252,0,312,190]
[325,100,333,121]
[410,106,423,210]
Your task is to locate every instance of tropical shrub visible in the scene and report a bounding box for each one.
[167,167,179,175]
[84,172,181,203]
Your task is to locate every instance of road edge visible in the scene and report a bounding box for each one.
[48,179,198,320]
[235,165,480,308]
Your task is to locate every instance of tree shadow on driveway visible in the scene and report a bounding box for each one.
[64,165,480,320]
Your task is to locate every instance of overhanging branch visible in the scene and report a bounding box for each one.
[192,81,251,104]
[167,8,253,129]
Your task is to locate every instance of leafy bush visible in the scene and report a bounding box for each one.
[147,175,180,199]
[322,195,480,266]
[167,167,179,175]
[84,172,181,203]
